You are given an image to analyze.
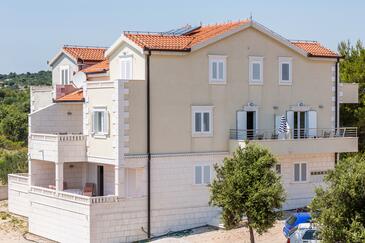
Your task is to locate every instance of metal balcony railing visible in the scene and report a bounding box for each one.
[229,127,358,141]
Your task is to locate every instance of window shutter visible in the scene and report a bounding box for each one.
[286,111,294,138]
[274,115,281,134]
[203,112,210,132]
[195,166,202,184]
[92,111,96,134]
[294,163,300,181]
[307,111,317,137]
[121,60,127,79]
[103,111,109,134]
[195,113,202,132]
[203,166,210,184]
[301,163,307,181]
[237,110,247,140]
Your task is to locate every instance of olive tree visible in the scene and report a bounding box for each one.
[209,143,285,243]
[310,154,365,242]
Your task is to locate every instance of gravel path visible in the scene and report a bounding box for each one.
[152,221,286,243]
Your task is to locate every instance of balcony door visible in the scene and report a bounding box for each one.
[237,110,257,140]
[287,110,317,139]
[97,165,104,196]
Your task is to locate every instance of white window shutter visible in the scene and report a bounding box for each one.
[104,111,109,134]
[121,60,127,79]
[237,110,247,140]
[274,115,281,134]
[92,111,96,134]
[307,111,317,137]
[286,111,294,138]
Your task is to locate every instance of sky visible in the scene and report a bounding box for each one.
[0,0,364,74]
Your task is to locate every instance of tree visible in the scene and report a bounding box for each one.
[209,143,285,243]
[310,154,365,242]
[0,149,28,184]
[338,40,365,150]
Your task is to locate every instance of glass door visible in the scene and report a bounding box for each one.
[294,111,306,139]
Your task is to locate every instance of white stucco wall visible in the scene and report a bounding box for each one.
[51,54,78,86]
[8,175,29,217]
[30,86,53,112]
[30,103,83,134]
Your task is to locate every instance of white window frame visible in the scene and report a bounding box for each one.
[279,57,293,85]
[91,107,109,138]
[194,164,211,185]
[120,55,133,80]
[208,55,227,84]
[249,56,264,85]
[60,65,70,85]
[192,106,213,137]
[293,162,308,183]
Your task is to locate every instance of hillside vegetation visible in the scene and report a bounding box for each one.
[0,71,51,184]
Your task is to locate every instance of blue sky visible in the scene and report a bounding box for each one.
[0,0,364,74]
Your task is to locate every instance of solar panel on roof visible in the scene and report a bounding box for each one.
[163,25,200,36]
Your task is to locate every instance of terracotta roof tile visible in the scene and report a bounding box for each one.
[125,20,249,51]
[82,60,109,74]
[125,20,338,57]
[56,89,84,102]
[63,46,107,61]
[291,41,339,57]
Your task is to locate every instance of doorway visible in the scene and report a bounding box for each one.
[293,111,306,139]
[97,165,104,196]
[246,111,255,139]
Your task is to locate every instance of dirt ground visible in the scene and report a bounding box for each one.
[0,200,287,243]
[0,200,54,243]
[152,221,286,243]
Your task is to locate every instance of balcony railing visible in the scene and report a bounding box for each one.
[8,173,29,185]
[229,127,357,141]
[30,133,86,162]
[30,186,118,205]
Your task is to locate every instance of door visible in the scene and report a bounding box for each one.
[294,111,307,139]
[236,110,247,140]
[97,165,104,196]
[246,111,256,139]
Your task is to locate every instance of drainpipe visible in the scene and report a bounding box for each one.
[335,57,339,164]
[146,49,152,238]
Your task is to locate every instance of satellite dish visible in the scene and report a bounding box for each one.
[72,71,87,88]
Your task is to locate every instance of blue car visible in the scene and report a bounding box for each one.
[283,212,311,238]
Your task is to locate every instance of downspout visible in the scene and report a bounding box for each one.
[146,49,152,238]
[335,57,340,164]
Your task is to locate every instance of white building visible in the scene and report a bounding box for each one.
[8,19,358,243]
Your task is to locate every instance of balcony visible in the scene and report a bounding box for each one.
[340,83,358,104]
[29,133,86,163]
[229,127,358,155]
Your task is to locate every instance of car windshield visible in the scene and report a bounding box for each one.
[286,215,297,225]
[302,229,317,240]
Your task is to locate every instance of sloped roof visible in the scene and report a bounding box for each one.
[55,89,84,102]
[123,20,338,58]
[291,41,338,57]
[82,60,109,74]
[125,20,248,51]
[63,46,107,61]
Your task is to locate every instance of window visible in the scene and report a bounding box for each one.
[249,56,264,84]
[275,164,281,174]
[294,163,307,182]
[194,165,211,185]
[60,65,70,85]
[120,56,133,80]
[279,57,292,84]
[209,55,227,84]
[192,106,213,136]
[92,107,109,137]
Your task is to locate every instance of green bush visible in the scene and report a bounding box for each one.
[310,154,365,242]
[0,149,28,185]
